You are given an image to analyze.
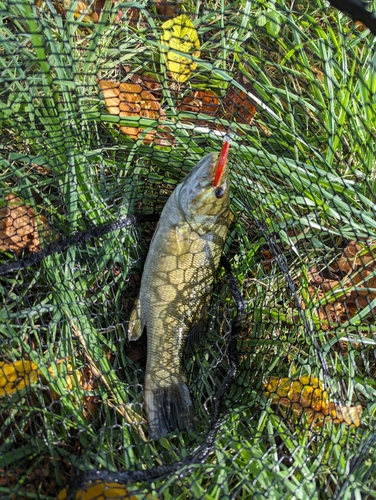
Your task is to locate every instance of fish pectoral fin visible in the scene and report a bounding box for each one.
[175,225,191,255]
[184,318,207,353]
[184,299,210,353]
[128,295,144,341]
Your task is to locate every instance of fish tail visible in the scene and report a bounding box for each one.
[145,381,194,439]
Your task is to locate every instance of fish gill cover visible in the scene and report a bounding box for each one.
[0,0,376,499]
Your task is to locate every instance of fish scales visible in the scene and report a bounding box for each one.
[128,151,230,439]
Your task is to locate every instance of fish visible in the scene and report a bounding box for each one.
[128,144,230,439]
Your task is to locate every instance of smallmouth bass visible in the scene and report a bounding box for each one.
[128,146,230,439]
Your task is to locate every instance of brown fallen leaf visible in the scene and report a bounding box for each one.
[0,194,48,253]
[48,360,98,420]
[310,65,324,83]
[262,249,274,271]
[98,80,173,145]
[63,0,94,21]
[355,20,367,32]
[123,67,162,95]
[151,0,182,20]
[336,241,376,311]
[218,72,258,128]
[307,241,376,331]
[178,89,219,128]
[220,85,257,125]
[36,0,133,24]
[264,375,362,427]
[334,240,376,273]
[175,77,258,133]
[176,85,257,132]
[105,0,139,25]
[179,89,219,116]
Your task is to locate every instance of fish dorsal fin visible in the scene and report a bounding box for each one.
[128,294,144,341]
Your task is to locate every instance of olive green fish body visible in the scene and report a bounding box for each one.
[128,153,229,439]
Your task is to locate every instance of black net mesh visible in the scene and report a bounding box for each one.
[1,0,376,498]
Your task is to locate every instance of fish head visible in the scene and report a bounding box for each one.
[178,147,230,234]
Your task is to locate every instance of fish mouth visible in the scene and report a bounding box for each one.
[213,141,230,187]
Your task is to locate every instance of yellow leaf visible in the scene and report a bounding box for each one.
[264,375,329,412]
[264,375,362,427]
[0,360,39,396]
[56,481,157,500]
[161,14,200,83]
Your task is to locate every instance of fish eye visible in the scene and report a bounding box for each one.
[215,186,226,199]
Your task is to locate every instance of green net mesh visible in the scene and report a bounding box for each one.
[1,0,376,498]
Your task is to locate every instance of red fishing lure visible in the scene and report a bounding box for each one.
[214,140,230,187]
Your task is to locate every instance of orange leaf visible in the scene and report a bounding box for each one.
[98,80,172,145]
